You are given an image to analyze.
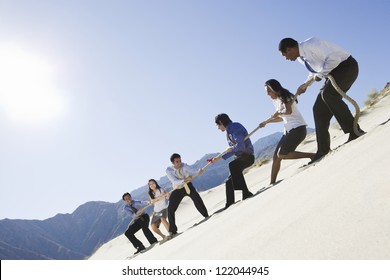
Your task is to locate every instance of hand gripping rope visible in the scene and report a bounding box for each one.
[129,118,272,225]
[131,75,366,224]
[244,74,364,157]
[128,156,223,225]
[247,78,316,137]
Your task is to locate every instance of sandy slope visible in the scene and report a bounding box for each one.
[90,91,390,260]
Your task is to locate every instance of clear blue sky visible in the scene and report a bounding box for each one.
[1,0,389,220]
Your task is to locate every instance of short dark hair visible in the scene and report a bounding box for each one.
[278,38,298,53]
[122,192,131,200]
[215,113,232,127]
[170,153,181,163]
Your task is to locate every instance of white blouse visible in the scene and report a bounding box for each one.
[152,188,168,212]
[272,98,307,133]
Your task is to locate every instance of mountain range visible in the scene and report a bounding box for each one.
[0,130,308,260]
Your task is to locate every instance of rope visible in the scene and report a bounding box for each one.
[251,78,315,130]
[245,115,274,140]
[129,94,292,223]
[326,75,364,137]
[128,114,273,226]
[293,75,363,137]
[128,75,363,226]
[292,78,315,103]
[128,191,170,225]
[129,158,218,225]
[248,74,363,149]
[202,122,265,165]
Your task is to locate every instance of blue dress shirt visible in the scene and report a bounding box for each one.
[222,122,254,160]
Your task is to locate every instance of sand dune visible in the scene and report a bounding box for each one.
[90,91,390,260]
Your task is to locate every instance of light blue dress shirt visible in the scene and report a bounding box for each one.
[124,199,149,223]
[166,163,198,189]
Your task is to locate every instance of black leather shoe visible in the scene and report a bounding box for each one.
[134,245,146,254]
[224,203,233,210]
[308,152,327,165]
[347,127,366,142]
[243,191,253,200]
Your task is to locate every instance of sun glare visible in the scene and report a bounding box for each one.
[0,46,67,125]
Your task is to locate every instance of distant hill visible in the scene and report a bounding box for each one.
[0,201,128,259]
[0,131,300,259]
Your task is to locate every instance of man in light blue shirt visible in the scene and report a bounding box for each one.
[122,192,157,254]
[278,37,364,163]
[211,113,254,209]
[166,153,208,236]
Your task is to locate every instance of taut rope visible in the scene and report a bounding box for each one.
[326,75,364,136]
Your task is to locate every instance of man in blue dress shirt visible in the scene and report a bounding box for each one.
[211,113,254,209]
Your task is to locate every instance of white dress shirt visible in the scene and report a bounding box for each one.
[152,188,168,212]
[298,37,351,81]
[166,163,197,189]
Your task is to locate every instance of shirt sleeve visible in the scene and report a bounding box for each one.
[182,163,198,176]
[166,167,185,187]
[139,200,149,207]
[222,124,247,159]
[123,205,136,220]
[159,188,167,195]
[301,38,350,79]
[319,54,344,78]
[232,128,247,153]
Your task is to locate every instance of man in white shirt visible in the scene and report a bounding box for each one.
[166,153,208,236]
[278,37,364,163]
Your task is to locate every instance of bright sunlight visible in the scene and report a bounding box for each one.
[0,45,67,126]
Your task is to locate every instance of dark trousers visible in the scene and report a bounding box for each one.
[275,125,307,156]
[225,153,255,206]
[313,56,359,155]
[124,214,157,249]
[168,183,208,234]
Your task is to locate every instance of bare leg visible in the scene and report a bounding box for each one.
[161,217,170,233]
[278,151,315,160]
[270,156,282,184]
[151,223,166,239]
[271,151,315,184]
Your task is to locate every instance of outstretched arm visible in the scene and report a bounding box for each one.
[296,77,315,96]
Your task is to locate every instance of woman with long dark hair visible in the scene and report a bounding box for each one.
[260,79,315,184]
[148,179,170,239]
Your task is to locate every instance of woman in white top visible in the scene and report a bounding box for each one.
[148,179,170,239]
[259,79,315,184]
